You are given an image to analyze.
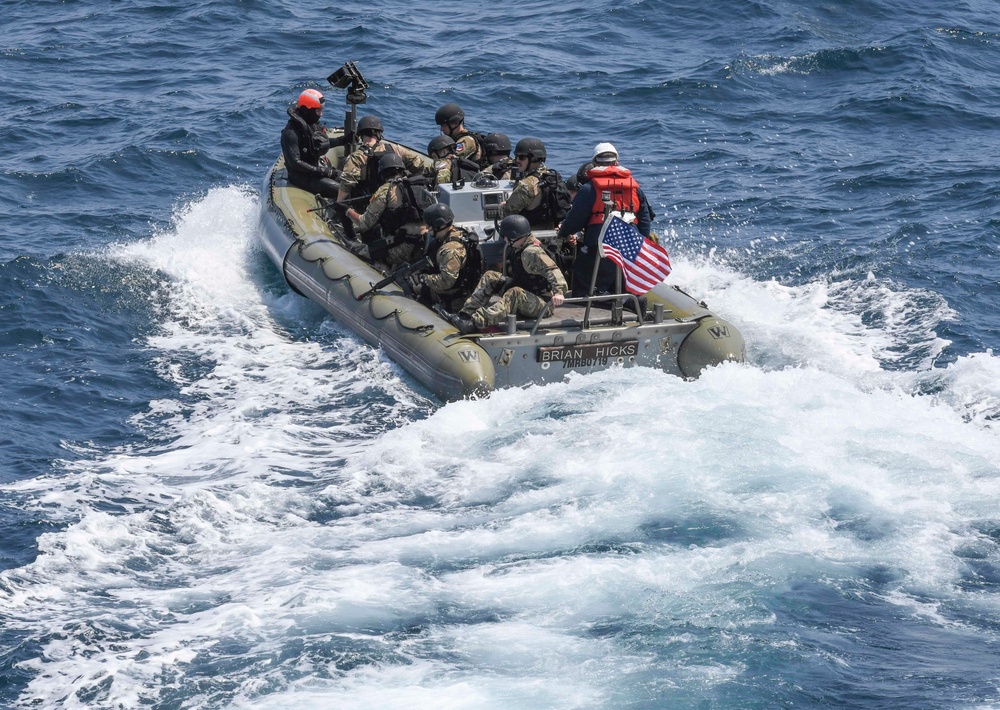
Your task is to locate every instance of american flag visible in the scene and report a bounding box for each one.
[598,215,672,294]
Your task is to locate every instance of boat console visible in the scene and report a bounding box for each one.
[436,178,561,267]
[436,179,511,230]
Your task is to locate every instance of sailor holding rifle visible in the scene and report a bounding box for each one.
[345,153,430,269]
[410,204,481,312]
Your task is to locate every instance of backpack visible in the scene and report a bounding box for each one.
[380,176,437,236]
[539,169,573,224]
[454,130,490,167]
[400,175,437,220]
[457,233,483,293]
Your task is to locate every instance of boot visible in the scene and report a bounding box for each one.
[348,241,370,259]
[447,312,477,335]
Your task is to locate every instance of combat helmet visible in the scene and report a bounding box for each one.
[483,132,512,157]
[427,134,458,158]
[357,115,384,137]
[435,103,465,128]
[514,137,546,162]
[378,152,406,179]
[423,203,454,232]
[499,214,531,244]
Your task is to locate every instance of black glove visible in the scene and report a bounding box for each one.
[491,160,509,178]
[321,166,335,179]
[409,274,433,301]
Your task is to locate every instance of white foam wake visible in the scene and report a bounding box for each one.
[2,188,999,708]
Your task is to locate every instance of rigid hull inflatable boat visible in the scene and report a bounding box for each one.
[258,68,745,400]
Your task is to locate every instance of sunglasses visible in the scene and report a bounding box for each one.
[515,154,530,161]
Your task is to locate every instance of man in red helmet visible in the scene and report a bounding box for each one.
[280,89,351,199]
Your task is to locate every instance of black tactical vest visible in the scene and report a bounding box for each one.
[506,244,551,296]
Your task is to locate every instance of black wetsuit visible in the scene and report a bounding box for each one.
[280,106,347,199]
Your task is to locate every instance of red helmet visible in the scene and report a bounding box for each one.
[297,89,325,110]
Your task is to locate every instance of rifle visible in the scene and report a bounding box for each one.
[306,194,369,214]
[355,256,434,300]
[308,195,372,243]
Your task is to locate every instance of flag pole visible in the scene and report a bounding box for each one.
[584,192,617,326]
[583,247,601,328]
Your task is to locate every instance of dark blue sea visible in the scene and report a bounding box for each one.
[3,1,1000,707]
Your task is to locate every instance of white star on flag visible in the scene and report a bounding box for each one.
[598,214,672,294]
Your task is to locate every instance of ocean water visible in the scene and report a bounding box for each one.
[2,0,1000,707]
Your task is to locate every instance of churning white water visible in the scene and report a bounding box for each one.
[2,188,998,708]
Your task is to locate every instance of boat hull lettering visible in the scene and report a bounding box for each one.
[537,341,639,365]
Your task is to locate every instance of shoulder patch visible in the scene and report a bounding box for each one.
[454,143,465,153]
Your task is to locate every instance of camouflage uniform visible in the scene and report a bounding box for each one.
[462,239,568,329]
[386,241,424,270]
[423,227,474,311]
[453,132,483,167]
[432,158,452,185]
[340,140,431,197]
[500,166,547,218]
[355,181,425,268]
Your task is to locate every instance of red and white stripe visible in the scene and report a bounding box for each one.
[603,239,672,294]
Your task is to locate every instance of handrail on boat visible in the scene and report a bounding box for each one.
[528,293,647,336]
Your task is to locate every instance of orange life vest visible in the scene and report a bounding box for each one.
[587,165,640,226]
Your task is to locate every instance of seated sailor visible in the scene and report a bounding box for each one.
[336,115,430,204]
[427,134,480,186]
[434,102,488,168]
[410,203,482,312]
[279,89,349,199]
[480,133,514,180]
[345,153,431,269]
[450,215,567,334]
[499,137,571,229]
